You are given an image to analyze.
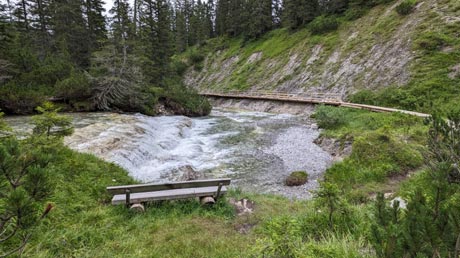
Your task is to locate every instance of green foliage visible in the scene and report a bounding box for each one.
[55,71,91,101]
[252,216,303,258]
[395,0,417,15]
[313,105,347,129]
[369,110,460,257]
[0,112,10,137]
[32,102,74,138]
[162,79,212,116]
[0,135,56,257]
[315,107,426,202]
[415,31,451,51]
[170,59,188,76]
[315,182,349,230]
[188,50,205,65]
[369,193,404,257]
[309,16,340,35]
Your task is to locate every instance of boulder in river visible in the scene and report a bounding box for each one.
[285,171,309,186]
[179,165,202,181]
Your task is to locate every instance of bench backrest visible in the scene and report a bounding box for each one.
[107,178,231,195]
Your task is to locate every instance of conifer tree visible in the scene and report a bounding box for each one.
[51,0,91,68]
[246,0,273,39]
[283,0,319,30]
[85,0,107,51]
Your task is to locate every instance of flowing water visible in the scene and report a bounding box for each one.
[5,109,333,199]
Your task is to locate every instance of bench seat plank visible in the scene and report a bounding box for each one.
[107,178,231,195]
[111,186,228,205]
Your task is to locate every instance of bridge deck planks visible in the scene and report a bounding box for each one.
[200,91,429,118]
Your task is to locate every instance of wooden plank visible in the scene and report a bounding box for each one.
[111,186,228,205]
[107,178,231,195]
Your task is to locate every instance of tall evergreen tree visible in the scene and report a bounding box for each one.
[51,0,91,68]
[215,0,228,36]
[85,0,107,51]
[282,0,319,30]
[246,0,273,39]
[139,0,173,83]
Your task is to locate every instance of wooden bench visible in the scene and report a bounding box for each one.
[106,178,231,210]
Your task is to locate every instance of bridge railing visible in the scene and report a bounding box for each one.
[199,90,343,102]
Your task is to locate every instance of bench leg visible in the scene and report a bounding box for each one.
[125,189,131,208]
[215,183,223,201]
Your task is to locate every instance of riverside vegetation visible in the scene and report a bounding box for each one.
[1,0,460,257]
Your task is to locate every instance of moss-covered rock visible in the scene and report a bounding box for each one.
[285,171,309,186]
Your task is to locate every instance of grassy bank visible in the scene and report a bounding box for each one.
[313,105,428,202]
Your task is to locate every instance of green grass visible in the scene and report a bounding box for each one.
[313,105,428,202]
[22,144,372,257]
[16,140,380,257]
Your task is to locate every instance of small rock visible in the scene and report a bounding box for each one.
[229,198,255,216]
[390,197,407,209]
[235,223,256,234]
[384,192,393,199]
[179,165,201,181]
[448,64,460,79]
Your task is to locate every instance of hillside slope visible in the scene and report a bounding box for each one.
[183,0,460,113]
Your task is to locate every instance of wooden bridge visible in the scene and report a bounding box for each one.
[199,90,430,118]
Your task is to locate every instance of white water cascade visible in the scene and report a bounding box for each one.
[7,109,333,199]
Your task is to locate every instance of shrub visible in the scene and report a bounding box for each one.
[309,15,340,35]
[314,105,347,129]
[170,60,188,76]
[162,79,212,116]
[251,216,303,258]
[55,71,91,101]
[348,90,377,105]
[188,50,205,65]
[285,171,309,186]
[344,7,367,21]
[415,32,450,51]
[395,0,417,15]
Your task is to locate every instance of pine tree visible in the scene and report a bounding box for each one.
[139,0,173,83]
[13,0,30,30]
[0,108,70,256]
[282,0,319,30]
[92,0,144,111]
[320,0,349,14]
[174,0,188,52]
[215,0,228,36]
[51,0,91,68]
[246,0,273,39]
[85,0,107,51]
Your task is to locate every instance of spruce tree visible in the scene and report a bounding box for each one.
[246,0,273,39]
[282,0,319,30]
[51,0,91,68]
[85,0,107,51]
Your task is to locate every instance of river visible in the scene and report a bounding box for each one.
[5,108,333,199]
